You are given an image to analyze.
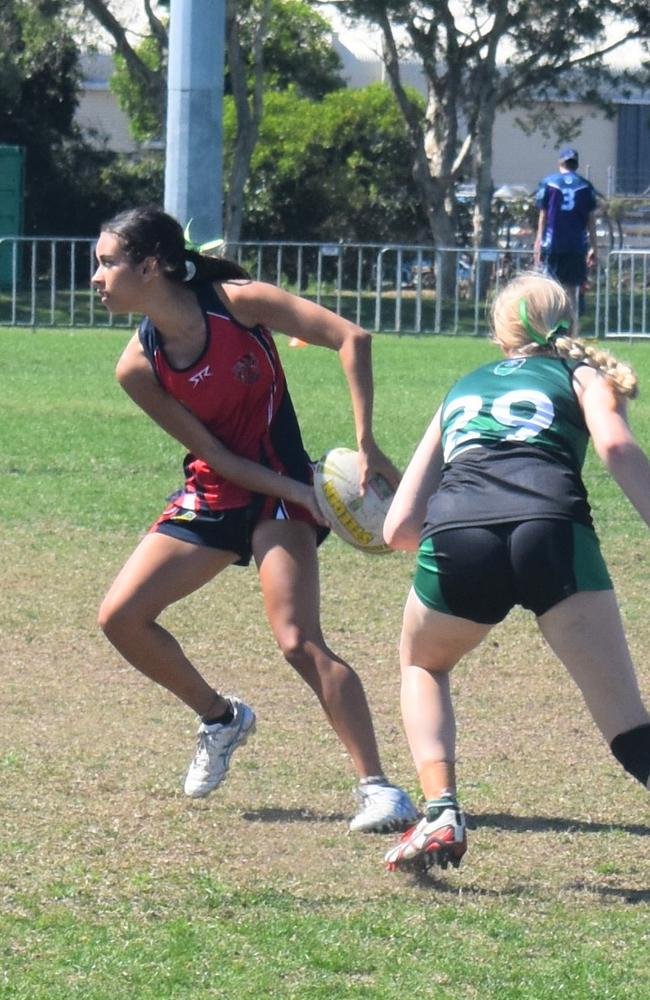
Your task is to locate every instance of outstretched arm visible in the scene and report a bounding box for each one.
[218,280,400,491]
[383,407,444,552]
[115,334,326,523]
[577,369,650,529]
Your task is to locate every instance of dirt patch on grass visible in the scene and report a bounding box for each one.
[1,527,648,915]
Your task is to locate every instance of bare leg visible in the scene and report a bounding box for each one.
[384,590,488,869]
[537,589,650,744]
[253,519,383,779]
[98,532,238,717]
[399,588,491,800]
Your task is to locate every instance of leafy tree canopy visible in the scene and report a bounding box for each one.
[336,0,650,247]
[1,0,80,147]
[107,0,344,144]
[110,33,166,143]
[0,0,166,235]
[228,84,425,242]
[235,0,344,99]
[0,0,90,234]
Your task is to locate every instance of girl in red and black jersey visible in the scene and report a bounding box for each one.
[92,206,418,834]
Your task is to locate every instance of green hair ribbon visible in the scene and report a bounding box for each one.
[518,298,570,345]
[183,220,225,256]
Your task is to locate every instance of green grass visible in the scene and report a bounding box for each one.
[2,887,647,999]
[1,327,649,999]
[1,327,648,535]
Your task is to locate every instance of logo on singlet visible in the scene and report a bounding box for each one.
[232,353,260,384]
[494,358,526,376]
[188,365,212,387]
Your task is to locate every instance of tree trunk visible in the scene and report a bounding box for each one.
[471,92,498,298]
[223,0,271,244]
[469,7,506,252]
[469,7,507,295]
[82,0,165,113]
[377,14,460,298]
[473,109,495,250]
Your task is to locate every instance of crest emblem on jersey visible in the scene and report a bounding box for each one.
[494,358,527,376]
[188,365,212,387]
[232,353,260,384]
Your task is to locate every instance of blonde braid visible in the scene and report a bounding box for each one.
[490,272,639,399]
[553,336,638,399]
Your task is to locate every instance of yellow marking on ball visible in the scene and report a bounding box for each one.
[321,479,374,546]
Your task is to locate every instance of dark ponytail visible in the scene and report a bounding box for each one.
[183,246,249,283]
[100,205,249,285]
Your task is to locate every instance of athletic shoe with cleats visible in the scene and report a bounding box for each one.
[184,696,256,798]
[384,796,467,871]
[349,780,420,833]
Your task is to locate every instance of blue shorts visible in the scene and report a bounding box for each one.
[414,519,612,624]
[543,252,587,288]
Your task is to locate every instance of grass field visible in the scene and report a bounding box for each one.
[1,327,649,999]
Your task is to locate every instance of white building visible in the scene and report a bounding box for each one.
[77,53,139,154]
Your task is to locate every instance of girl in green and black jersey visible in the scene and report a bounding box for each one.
[382,272,650,874]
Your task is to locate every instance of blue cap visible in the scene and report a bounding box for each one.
[559,147,579,164]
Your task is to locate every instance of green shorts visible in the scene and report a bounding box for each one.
[414,519,612,624]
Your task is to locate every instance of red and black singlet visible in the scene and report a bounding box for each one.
[138,282,312,512]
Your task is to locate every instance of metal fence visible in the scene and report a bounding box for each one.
[604,250,650,339]
[0,237,109,329]
[1,236,648,338]
[228,241,538,337]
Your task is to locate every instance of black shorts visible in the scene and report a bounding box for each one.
[414,520,612,624]
[543,252,587,288]
[153,496,329,567]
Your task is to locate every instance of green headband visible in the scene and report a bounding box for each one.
[518,298,570,346]
[183,220,225,255]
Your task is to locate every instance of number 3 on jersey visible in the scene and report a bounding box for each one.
[442,390,555,461]
[561,188,576,212]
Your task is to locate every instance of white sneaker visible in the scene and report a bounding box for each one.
[349,780,420,833]
[184,696,256,798]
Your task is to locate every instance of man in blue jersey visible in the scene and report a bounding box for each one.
[534,148,598,325]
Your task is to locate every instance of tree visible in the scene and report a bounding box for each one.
[223,0,345,239]
[82,0,166,138]
[230,83,423,242]
[225,0,272,244]
[0,0,105,235]
[0,0,167,238]
[232,0,344,99]
[339,1,650,254]
[79,0,344,241]
[110,31,166,143]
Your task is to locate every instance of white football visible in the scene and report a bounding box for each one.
[313,447,394,555]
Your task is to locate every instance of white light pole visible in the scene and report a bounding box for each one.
[164,0,225,241]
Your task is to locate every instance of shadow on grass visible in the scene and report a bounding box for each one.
[241,807,349,824]
[238,807,649,837]
[399,872,650,903]
[469,812,650,837]
[577,885,650,904]
[404,872,533,897]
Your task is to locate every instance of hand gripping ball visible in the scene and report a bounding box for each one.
[313,447,394,555]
